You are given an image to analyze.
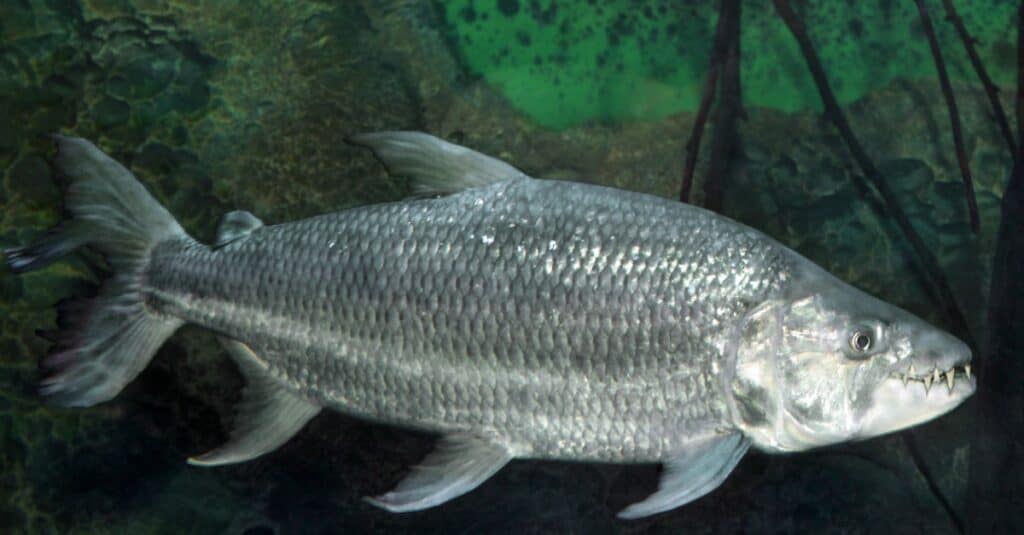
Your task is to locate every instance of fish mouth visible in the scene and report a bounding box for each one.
[889,361,974,395]
[858,356,975,439]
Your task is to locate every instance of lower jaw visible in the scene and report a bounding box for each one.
[857,378,975,437]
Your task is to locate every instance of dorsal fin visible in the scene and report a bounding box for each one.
[214,210,263,249]
[348,131,528,196]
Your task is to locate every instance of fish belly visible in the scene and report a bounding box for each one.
[144,179,787,462]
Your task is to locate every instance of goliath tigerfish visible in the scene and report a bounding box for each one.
[6,133,974,518]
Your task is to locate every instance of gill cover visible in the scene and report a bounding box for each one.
[734,257,901,451]
[727,257,973,453]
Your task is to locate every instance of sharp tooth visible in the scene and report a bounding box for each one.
[909,363,916,378]
[902,372,910,386]
[965,365,971,379]
[946,370,955,392]
[924,373,933,394]
[932,369,941,387]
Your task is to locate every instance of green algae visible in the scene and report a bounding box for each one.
[442,1,716,128]
[441,0,1018,128]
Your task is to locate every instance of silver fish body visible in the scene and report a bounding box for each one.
[146,177,788,462]
[7,133,974,518]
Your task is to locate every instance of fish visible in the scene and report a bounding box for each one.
[4,132,975,519]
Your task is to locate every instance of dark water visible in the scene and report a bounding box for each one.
[0,1,1020,533]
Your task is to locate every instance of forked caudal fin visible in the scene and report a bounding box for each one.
[4,135,188,407]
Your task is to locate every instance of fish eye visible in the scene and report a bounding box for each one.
[849,329,873,354]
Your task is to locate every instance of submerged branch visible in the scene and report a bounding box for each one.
[702,0,742,212]
[680,0,732,203]
[772,2,974,531]
[680,66,719,203]
[1019,0,1023,151]
[966,5,1024,530]
[914,0,980,233]
[770,0,973,349]
[902,435,965,534]
[941,0,1016,157]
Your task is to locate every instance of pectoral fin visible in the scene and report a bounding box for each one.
[365,433,512,512]
[617,432,750,519]
[188,338,321,467]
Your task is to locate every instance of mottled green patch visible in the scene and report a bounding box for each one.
[442,0,715,128]
[441,0,1017,128]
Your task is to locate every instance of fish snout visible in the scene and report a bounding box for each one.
[892,328,974,396]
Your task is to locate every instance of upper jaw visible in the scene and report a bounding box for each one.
[889,327,974,396]
[890,359,974,395]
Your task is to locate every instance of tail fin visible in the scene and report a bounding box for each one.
[4,135,187,407]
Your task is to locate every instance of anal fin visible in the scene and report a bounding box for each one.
[617,432,750,519]
[188,338,321,467]
[365,433,512,512]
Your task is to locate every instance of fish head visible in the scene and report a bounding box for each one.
[728,260,974,453]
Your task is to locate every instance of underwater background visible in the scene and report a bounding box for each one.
[0,0,1021,533]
